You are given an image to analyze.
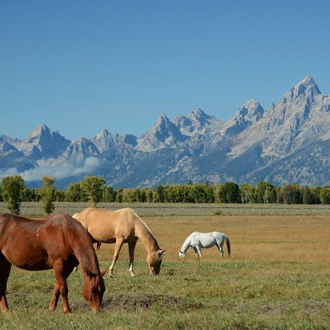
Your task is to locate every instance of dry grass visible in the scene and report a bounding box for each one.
[99,214,330,267]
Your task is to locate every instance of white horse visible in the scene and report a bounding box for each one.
[178,232,231,259]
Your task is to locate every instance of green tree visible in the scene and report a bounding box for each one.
[80,176,106,207]
[122,188,136,202]
[103,186,116,202]
[280,184,302,204]
[255,181,276,203]
[310,186,321,204]
[302,186,313,204]
[156,185,165,203]
[319,186,330,204]
[40,176,55,214]
[240,183,255,204]
[222,182,241,203]
[22,187,41,202]
[54,190,66,202]
[141,187,156,203]
[214,184,225,203]
[66,182,83,202]
[1,175,26,214]
[115,188,123,202]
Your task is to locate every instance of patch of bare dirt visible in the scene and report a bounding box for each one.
[102,294,203,311]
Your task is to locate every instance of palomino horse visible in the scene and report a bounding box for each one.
[73,207,165,276]
[0,213,107,313]
[178,231,231,259]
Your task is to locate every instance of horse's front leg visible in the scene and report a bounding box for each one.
[193,247,202,260]
[128,241,137,276]
[50,263,72,313]
[196,246,203,258]
[49,282,61,311]
[0,257,11,312]
[109,238,124,276]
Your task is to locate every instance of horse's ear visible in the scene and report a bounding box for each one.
[100,268,108,277]
[158,249,166,255]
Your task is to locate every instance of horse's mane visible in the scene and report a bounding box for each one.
[74,242,100,276]
[130,209,160,247]
[181,234,193,249]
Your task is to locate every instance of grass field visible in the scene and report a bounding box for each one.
[0,202,330,329]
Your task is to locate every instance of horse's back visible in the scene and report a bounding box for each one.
[73,207,143,242]
[74,207,137,226]
[73,207,130,240]
[0,213,81,270]
[0,212,88,248]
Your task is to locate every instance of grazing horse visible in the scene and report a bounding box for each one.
[0,213,107,313]
[178,231,231,259]
[73,207,165,276]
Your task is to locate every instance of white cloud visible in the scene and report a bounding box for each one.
[0,167,19,178]
[0,157,101,183]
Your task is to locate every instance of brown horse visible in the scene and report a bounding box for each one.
[0,212,107,313]
[73,207,165,276]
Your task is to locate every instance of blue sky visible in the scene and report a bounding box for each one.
[1,1,330,140]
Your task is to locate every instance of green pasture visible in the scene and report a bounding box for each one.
[0,203,329,329]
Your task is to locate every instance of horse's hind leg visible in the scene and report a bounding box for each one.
[220,246,224,257]
[0,254,12,312]
[216,243,224,257]
[128,241,137,276]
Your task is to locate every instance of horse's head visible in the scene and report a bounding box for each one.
[178,250,186,258]
[82,269,107,311]
[146,249,166,275]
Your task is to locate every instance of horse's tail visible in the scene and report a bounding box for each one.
[224,234,231,256]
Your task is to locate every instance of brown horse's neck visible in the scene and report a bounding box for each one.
[135,217,160,252]
[72,239,100,277]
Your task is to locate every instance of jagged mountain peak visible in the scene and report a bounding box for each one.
[155,113,171,124]
[96,128,110,137]
[136,113,185,151]
[300,74,317,87]
[174,108,223,135]
[27,124,51,140]
[223,99,264,138]
[238,99,264,119]
[15,124,70,159]
[142,113,170,135]
[188,108,209,121]
[91,129,137,152]
[150,113,178,135]
[289,74,321,100]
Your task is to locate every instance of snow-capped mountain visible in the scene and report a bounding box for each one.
[1,74,330,189]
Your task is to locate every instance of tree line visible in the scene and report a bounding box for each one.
[1,175,330,215]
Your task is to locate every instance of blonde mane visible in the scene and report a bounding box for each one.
[131,209,160,247]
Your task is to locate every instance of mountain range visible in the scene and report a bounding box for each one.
[1,74,330,189]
